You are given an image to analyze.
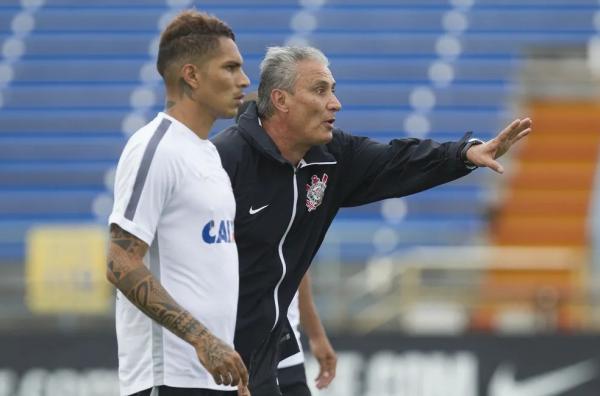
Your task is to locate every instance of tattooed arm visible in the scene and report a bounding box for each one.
[107,223,249,393]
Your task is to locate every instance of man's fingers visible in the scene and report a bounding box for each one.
[224,357,247,387]
[506,118,521,133]
[513,128,531,143]
[316,371,333,389]
[519,117,532,129]
[212,369,224,385]
[228,363,241,386]
[329,358,337,379]
[487,159,504,174]
[223,371,235,386]
[315,360,335,389]
[500,118,527,140]
[234,356,249,386]
[212,364,237,386]
[237,384,251,396]
[509,118,532,139]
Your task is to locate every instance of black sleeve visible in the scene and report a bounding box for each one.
[336,131,474,207]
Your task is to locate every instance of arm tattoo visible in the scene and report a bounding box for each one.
[202,335,230,368]
[107,224,209,345]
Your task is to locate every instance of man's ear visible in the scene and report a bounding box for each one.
[271,89,289,113]
[180,63,201,90]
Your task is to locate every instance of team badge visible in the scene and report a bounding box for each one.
[305,173,328,212]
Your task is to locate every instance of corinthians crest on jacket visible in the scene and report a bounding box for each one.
[306,173,328,212]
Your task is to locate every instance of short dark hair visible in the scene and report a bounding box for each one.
[156,10,235,79]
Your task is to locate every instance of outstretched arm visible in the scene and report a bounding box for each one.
[298,271,337,389]
[465,117,532,173]
[107,223,250,395]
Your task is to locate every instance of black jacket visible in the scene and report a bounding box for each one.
[212,102,473,394]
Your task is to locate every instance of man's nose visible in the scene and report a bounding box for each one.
[328,94,342,112]
[239,69,250,88]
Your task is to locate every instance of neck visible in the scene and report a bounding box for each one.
[262,116,309,166]
[165,95,214,140]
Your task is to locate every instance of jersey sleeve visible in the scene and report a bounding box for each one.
[109,136,176,246]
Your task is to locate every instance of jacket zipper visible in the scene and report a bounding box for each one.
[271,166,298,331]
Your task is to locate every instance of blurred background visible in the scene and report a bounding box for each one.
[1,0,600,395]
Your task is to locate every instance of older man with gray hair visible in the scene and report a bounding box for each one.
[212,46,532,396]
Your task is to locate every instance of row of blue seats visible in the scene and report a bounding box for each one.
[0,109,504,135]
[0,163,110,189]
[0,161,487,190]
[0,188,487,219]
[1,83,512,109]
[0,32,591,59]
[0,134,500,166]
[0,8,597,34]
[0,1,559,263]
[316,218,487,261]
[3,58,522,83]
[2,0,598,7]
[0,217,487,262]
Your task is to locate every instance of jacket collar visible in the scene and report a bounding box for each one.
[238,102,337,168]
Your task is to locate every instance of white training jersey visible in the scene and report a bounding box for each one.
[109,112,239,395]
[278,292,305,369]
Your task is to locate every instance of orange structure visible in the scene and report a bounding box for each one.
[473,101,600,332]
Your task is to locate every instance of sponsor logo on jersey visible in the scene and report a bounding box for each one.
[202,220,235,244]
[306,173,328,212]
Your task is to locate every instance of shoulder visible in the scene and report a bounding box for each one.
[211,125,249,164]
[212,125,245,147]
[327,128,363,154]
[122,119,187,179]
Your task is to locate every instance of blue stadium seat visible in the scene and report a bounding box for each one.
[334,109,504,135]
[33,8,298,33]
[43,0,300,6]
[335,188,489,221]
[1,0,597,263]
[0,110,126,134]
[21,33,154,58]
[313,8,450,32]
[303,32,592,57]
[1,85,137,109]
[477,0,597,4]
[0,10,18,34]
[335,83,511,109]
[0,163,109,189]
[315,218,487,261]
[326,0,450,4]
[33,9,164,33]
[327,58,519,83]
[468,8,596,32]
[0,220,93,262]
[0,137,124,161]
[10,59,143,83]
[0,191,101,217]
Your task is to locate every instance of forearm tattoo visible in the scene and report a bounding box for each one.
[108,224,209,344]
[201,333,230,369]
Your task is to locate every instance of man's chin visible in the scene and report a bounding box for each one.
[317,131,334,145]
[218,108,238,120]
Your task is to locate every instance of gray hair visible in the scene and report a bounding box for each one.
[257,46,329,118]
